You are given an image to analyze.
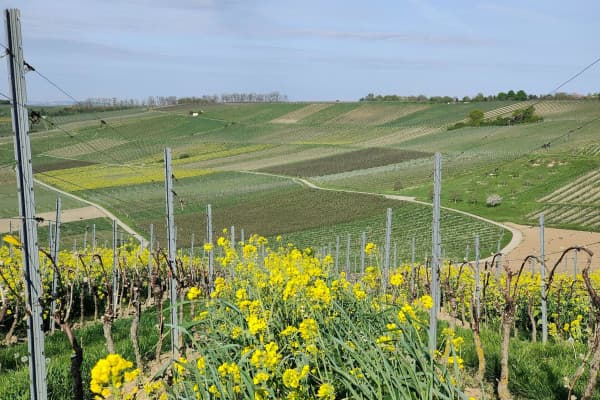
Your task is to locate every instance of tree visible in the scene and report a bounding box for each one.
[515,90,527,101]
[486,194,502,207]
[497,92,508,101]
[468,109,485,126]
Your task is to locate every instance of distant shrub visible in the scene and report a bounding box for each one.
[447,122,466,131]
[179,153,190,159]
[486,194,502,207]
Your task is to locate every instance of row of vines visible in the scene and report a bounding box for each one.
[0,233,599,399]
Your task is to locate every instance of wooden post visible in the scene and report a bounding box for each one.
[475,235,481,321]
[165,148,180,356]
[539,214,548,344]
[50,198,61,333]
[335,235,340,275]
[147,223,154,302]
[5,10,48,398]
[112,220,118,316]
[383,208,392,288]
[345,233,351,276]
[360,232,366,275]
[429,153,442,353]
[411,236,416,295]
[207,204,214,293]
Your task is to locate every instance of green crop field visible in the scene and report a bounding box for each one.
[4,100,600,400]
[1,99,598,247]
[259,147,431,177]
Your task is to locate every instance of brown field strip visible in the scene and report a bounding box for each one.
[326,103,429,126]
[270,103,333,124]
[0,206,106,233]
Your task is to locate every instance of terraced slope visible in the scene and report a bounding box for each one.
[326,103,429,126]
[483,100,536,119]
[528,166,600,229]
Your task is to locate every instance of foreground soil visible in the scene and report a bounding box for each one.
[503,222,600,272]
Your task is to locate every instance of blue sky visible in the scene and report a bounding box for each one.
[1,0,598,102]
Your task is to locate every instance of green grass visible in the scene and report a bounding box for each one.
[1,304,594,400]
[398,153,600,228]
[37,217,115,250]
[456,326,600,400]
[0,169,85,218]
[0,305,164,400]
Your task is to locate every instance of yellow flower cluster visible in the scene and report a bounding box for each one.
[187,286,202,300]
[90,354,139,400]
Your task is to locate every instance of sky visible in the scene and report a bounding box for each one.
[0,0,598,102]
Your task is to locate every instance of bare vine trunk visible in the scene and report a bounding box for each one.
[55,315,84,400]
[130,283,143,370]
[103,312,115,354]
[473,325,486,382]
[527,300,537,343]
[93,290,99,321]
[64,283,75,323]
[5,302,19,344]
[498,314,514,400]
[79,283,85,325]
[153,278,165,360]
[583,336,600,399]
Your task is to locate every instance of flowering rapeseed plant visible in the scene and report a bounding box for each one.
[90,354,139,400]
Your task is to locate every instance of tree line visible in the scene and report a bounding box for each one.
[360,90,600,103]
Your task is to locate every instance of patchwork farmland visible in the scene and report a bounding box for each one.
[2,98,600,400]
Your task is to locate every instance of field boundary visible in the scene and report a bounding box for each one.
[33,178,147,246]
[241,170,522,262]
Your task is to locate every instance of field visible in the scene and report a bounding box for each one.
[1,99,599,251]
[259,147,431,177]
[2,99,600,400]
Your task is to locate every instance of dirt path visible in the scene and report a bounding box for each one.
[0,206,105,233]
[294,176,600,269]
[502,222,600,272]
[240,171,522,262]
[33,178,148,247]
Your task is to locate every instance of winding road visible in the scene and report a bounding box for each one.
[33,178,148,247]
[241,170,523,263]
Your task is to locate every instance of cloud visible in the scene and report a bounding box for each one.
[278,29,489,46]
[27,37,170,62]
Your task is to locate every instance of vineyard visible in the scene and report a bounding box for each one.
[0,98,598,400]
[529,166,600,229]
[1,233,600,399]
[2,4,600,399]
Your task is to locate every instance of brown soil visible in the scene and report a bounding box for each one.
[0,206,105,233]
[503,222,600,272]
